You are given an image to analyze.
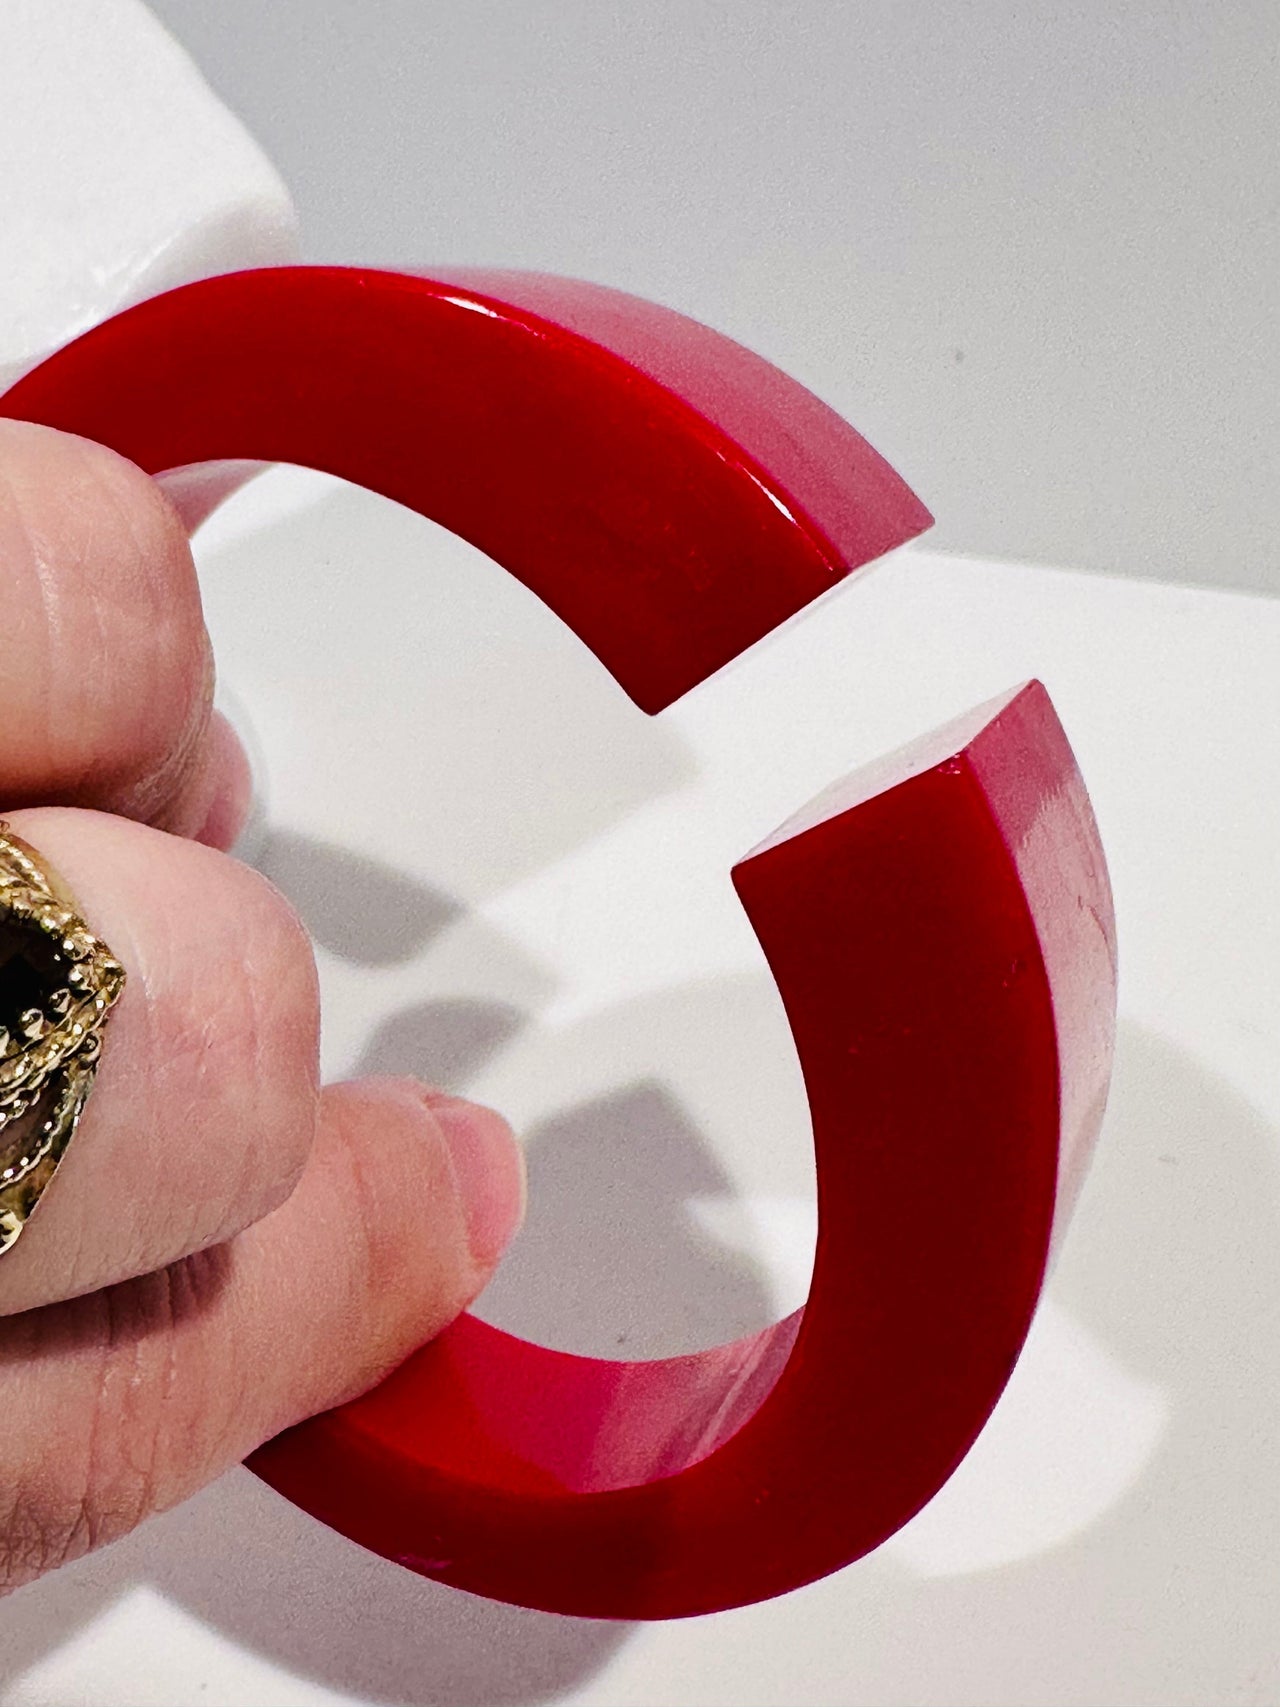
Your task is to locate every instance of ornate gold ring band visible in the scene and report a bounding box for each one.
[0,820,125,1254]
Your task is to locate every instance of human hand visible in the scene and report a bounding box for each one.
[0,419,526,1591]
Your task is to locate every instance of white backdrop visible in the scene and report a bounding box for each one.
[146,0,1280,598]
[1,5,1278,1704]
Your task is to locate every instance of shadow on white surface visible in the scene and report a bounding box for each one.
[360,967,811,1357]
[195,483,701,910]
[5,1020,1280,1705]
[468,1079,775,1360]
[258,830,463,968]
[360,993,527,1089]
[3,467,1276,1700]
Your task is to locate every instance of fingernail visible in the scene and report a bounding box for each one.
[431,1095,526,1268]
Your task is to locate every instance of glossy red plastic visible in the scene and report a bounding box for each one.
[1,267,1116,1619]
[0,265,931,714]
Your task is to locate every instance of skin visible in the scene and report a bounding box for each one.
[0,419,526,1591]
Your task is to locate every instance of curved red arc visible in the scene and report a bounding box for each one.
[0,265,932,714]
[421,266,928,576]
[0,266,1115,1619]
[253,681,1107,1618]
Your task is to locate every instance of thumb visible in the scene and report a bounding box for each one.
[0,1077,526,1588]
[239,1076,528,1426]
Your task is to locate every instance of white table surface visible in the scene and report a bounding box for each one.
[3,468,1278,1706]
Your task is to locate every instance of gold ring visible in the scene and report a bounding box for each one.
[0,820,125,1254]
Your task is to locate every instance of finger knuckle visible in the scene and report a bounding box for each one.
[0,1261,239,1593]
[227,863,322,1188]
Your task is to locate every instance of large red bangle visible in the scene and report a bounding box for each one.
[1,266,1116,1620]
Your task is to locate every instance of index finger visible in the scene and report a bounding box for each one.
[0,418,246,843]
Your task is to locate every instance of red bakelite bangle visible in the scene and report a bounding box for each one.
[2,267,1116,1619]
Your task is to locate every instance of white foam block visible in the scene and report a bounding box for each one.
[0,0,298,392]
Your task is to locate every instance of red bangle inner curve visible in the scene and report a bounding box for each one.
[0,266,1115,1619]
[318,679,1112,1507]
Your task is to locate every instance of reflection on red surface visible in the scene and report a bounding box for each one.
[2,266,1115,1618]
